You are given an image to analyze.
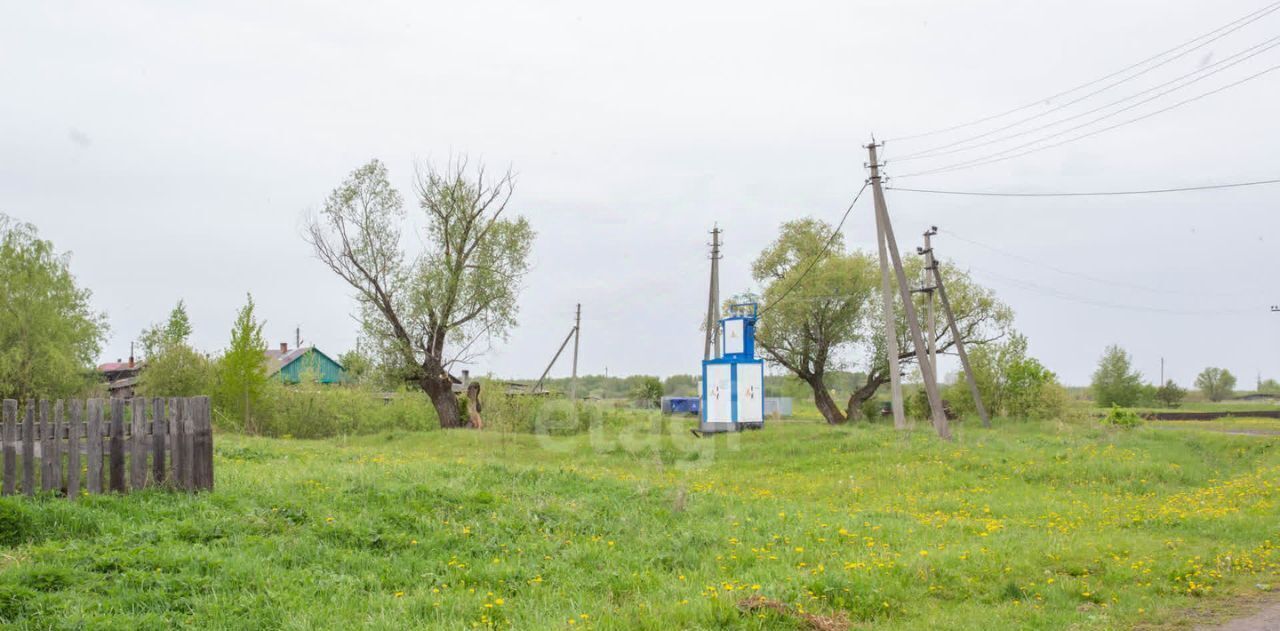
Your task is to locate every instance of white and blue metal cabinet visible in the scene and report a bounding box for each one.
[700,304,765,433]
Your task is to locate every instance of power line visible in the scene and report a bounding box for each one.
[888,177,1280,197]
[967,264,1262,316]
[894,61,1280,179]
[894,34,1280,162]
[759,182,869,317]
[938,229,1255,298]
[885,0,1280,143]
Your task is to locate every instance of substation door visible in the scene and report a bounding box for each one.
[705,363,733,423]
[735,363,763,423]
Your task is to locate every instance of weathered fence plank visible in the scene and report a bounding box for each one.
[169,398,182,488]
[2,400,15,495]
[151,398,166,486]
[202,397,214,490]
[39,401,53,492]
[67,400,81,499]
[86,399,103,494]
[180,400,195,491]
[130,398,147,489]
[109,398,126,493]
[52,401,64,493]
[22,401,35,496]
[192,397,212,490]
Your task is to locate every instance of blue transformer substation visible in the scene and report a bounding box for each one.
[700,303,765,433]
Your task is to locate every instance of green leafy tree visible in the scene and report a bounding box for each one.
[1195,367,1236,402]
[631,376,663,408]
[947,332,1065,420]
[1090,345,1144,407]
[306,158,535,428]
[749,218,879,424]
[138,301,210,397]
[337,347,374,386]
[1154,379,1187,408]
[214,294,269,432]
[662,374,697,396]
[851,257,1013,419]
[0,214,107,400]
[1259,378,1280,395]
[140,300,192,359]
[137,343,212,397]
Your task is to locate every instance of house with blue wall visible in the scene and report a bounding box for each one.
[264,343,346,384]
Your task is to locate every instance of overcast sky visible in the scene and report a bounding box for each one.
[3,0,1277,387]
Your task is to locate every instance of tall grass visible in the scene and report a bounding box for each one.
[1,418,1277,628]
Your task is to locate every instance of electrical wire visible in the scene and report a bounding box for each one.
[966,264,1263,316]
[887,177,1280,197]
[937,229,1256,298]
[758,182,869,317]
[884,0,1280,142]
[894,34,1280,162]
[894,61,1280,179]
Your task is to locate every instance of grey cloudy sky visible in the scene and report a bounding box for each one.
[3,0,1277,387]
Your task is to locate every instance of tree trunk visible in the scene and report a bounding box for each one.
[807,376,847,425]
[846,375,887,422]
[421,374,464,429]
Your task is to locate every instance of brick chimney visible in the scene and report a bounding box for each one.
[280,342,288,353]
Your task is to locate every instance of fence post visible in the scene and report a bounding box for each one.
[86,399,102,494]
[2,400,14,495]
[151,398,166,486]
[67,400,82,499]
[109,399,125,493]
[22,401,35,496]
[130,398,147,489]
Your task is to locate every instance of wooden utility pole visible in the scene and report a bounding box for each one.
[930,257,990,427]
[570,303,581,401]
[867,141,950,438]
[704,226,722,360]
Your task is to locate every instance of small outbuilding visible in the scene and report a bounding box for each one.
[264,343,346,384]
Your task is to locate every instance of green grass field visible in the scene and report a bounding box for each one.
[2,416,1278,629]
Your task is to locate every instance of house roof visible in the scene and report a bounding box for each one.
[263,346,345,376]
[98,361,141,373]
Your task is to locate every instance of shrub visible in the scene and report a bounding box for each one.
[217,382,439,438]
[0,500,33,547]
[1100,405,1143,428]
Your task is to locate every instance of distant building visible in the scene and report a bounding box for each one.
[264,343,346,384]
[98,358,142,398]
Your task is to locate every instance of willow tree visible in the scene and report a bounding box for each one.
[847,259,1013,416]
[751,218,1011,424]
[0,214,106,400]
[306,158,534,429]
[751,219,879,424]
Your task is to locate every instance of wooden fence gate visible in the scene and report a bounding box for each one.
[0,396,213,497]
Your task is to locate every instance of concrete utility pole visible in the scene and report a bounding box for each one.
[570,303,581,401]
[930,254,991,428]
[533,306,581,395]
[873,178,905,429]
[704,225,722,360]
[867,141,950,437]
[922,227,939,380]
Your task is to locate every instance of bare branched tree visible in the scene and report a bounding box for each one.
[306,158,535,428]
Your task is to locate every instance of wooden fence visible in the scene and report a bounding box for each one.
[0,396,213,497]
